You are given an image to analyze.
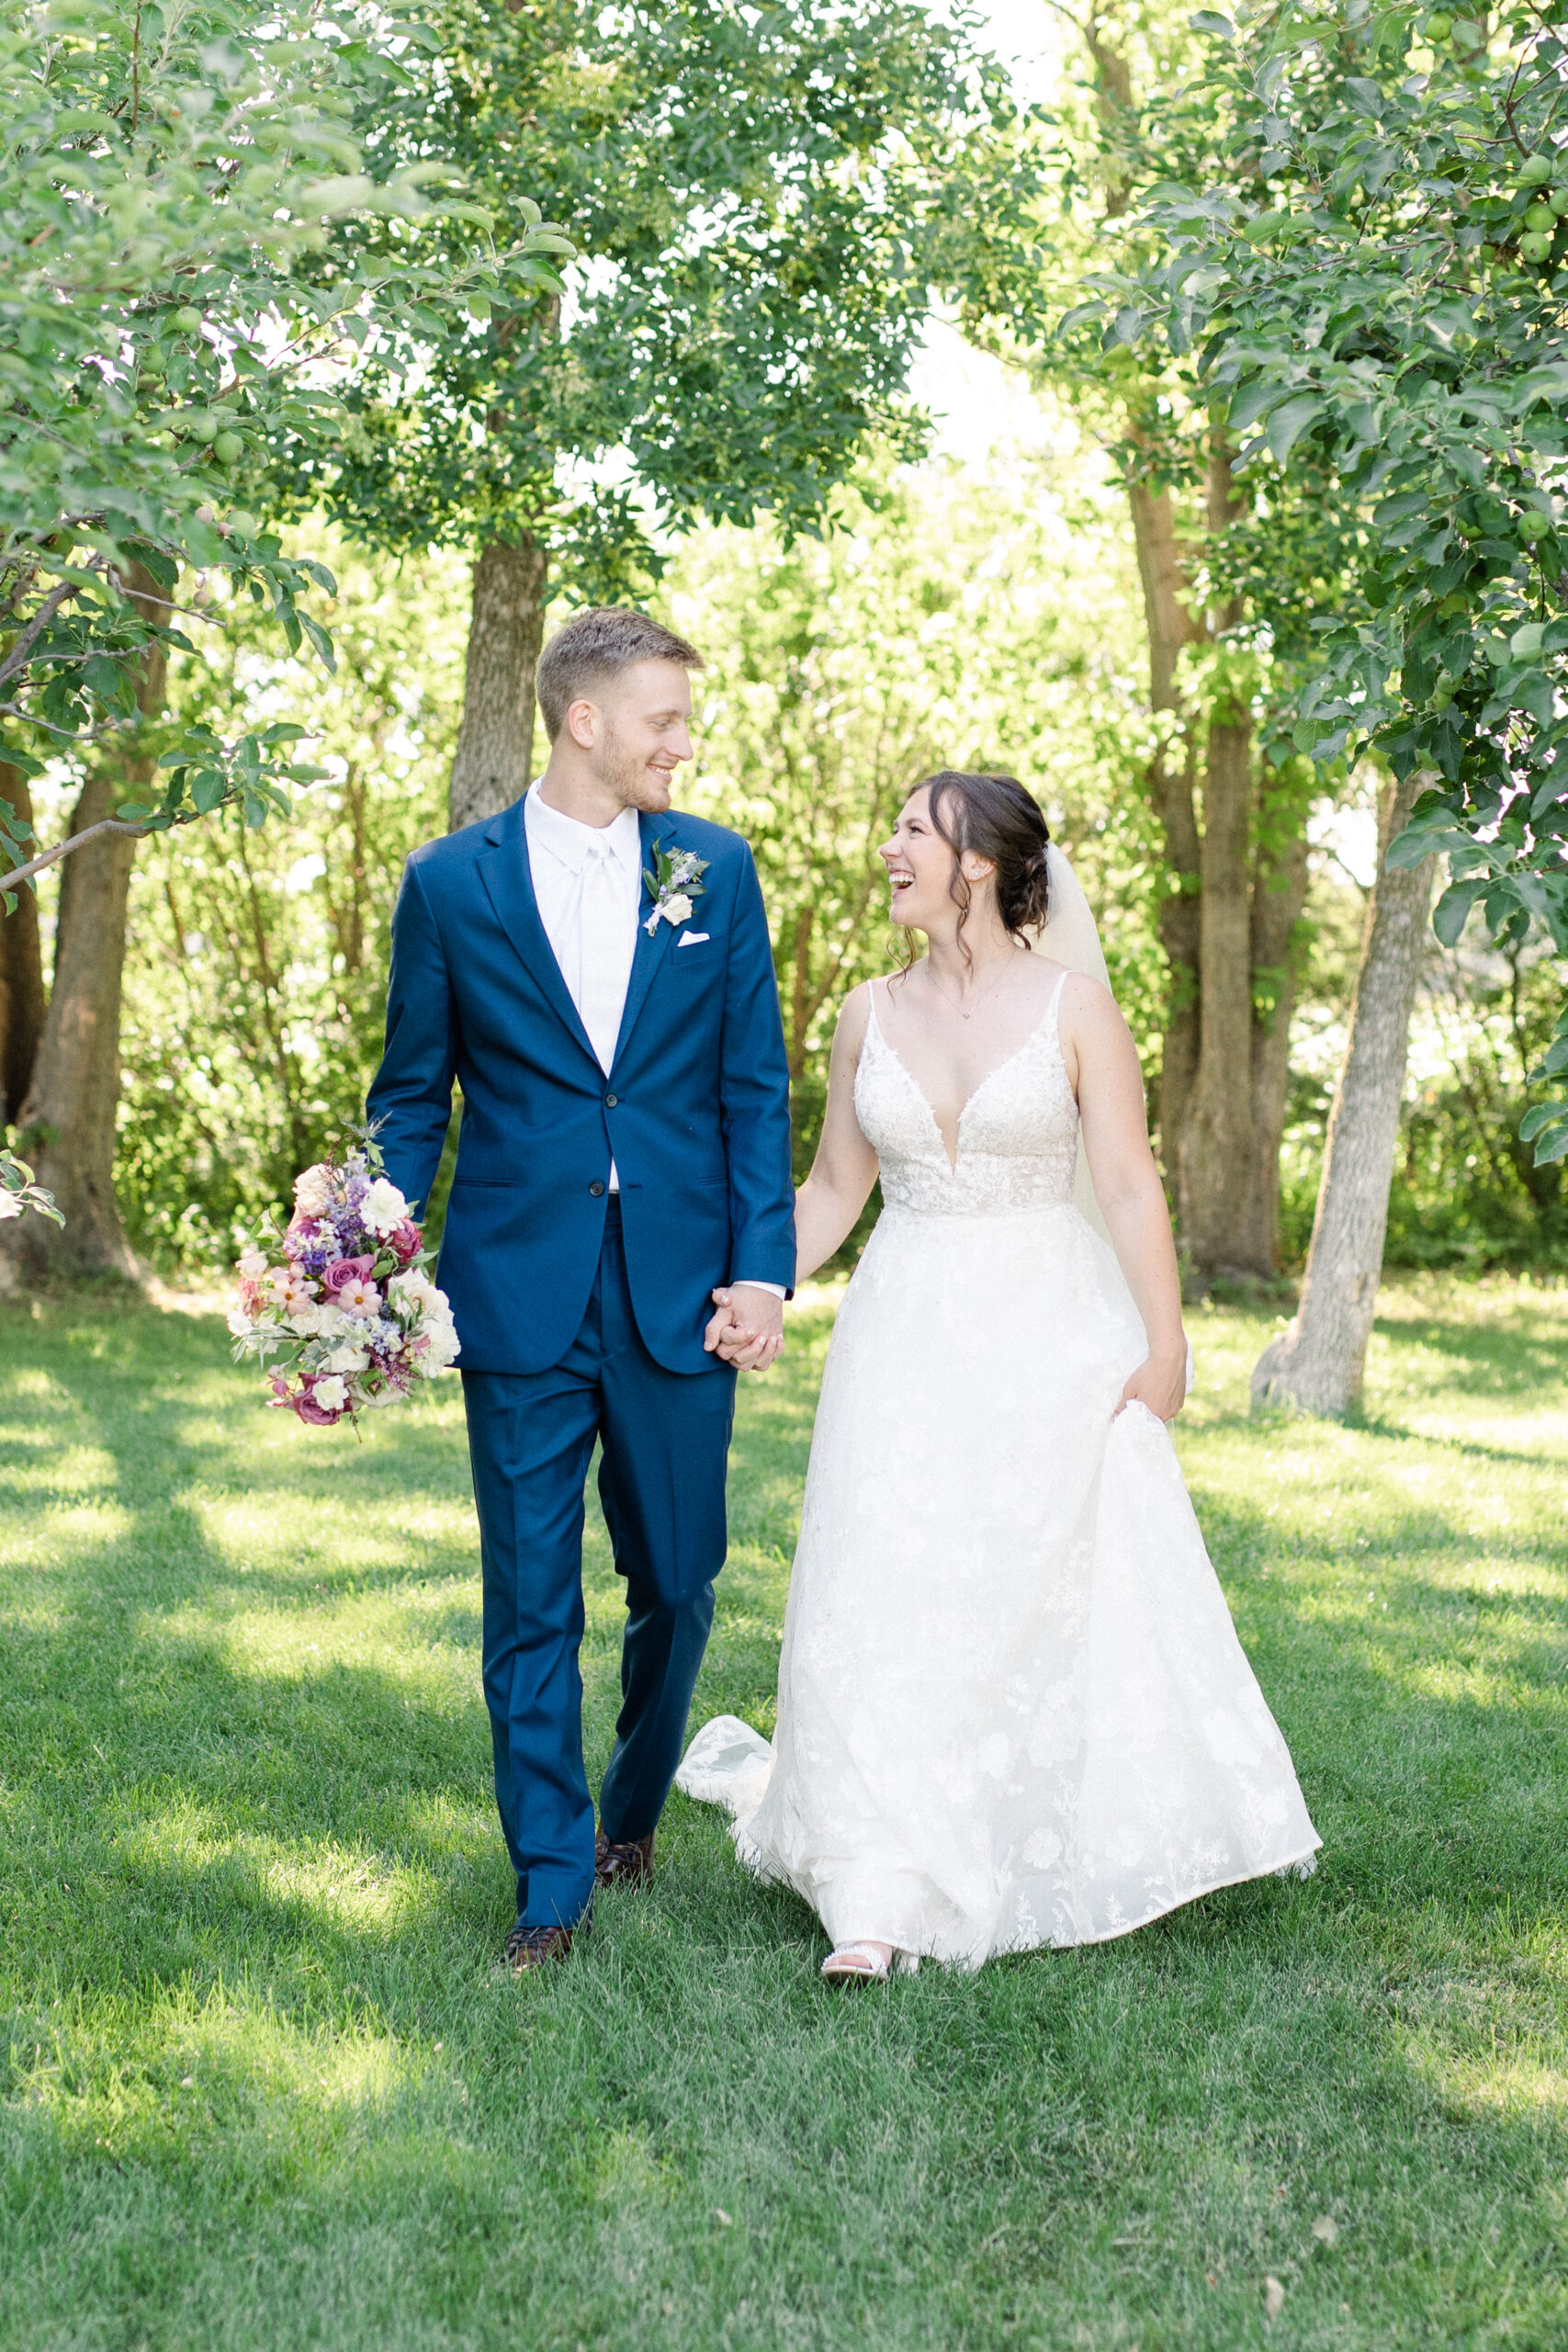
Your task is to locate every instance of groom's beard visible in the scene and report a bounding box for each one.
[593,719,675,813]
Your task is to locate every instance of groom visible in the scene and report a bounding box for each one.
[367,607,795,1970]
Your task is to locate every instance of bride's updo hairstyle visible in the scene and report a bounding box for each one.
[922,771,1052,961]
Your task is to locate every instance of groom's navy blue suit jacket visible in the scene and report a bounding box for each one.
[366,797,796,1377]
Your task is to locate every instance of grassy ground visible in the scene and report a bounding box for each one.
[2,1276,1567,2350]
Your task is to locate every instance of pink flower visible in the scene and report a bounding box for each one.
[321,1254,375,1295]
[336,1276,380,1319]
[290,1391,344,1425]
[389,1220,422,1264]
[270,1373,350,1424]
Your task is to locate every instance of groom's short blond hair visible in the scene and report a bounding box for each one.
[535,607,704,742]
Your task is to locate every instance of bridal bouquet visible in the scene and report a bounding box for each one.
[228,1146,458,1426]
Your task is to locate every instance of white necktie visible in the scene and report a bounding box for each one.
[577,837,633,1077]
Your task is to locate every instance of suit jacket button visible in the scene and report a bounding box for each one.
[589,1181,605,1197]
[604,1092,617,1108]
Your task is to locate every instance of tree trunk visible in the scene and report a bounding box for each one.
[1238,821,1310,1272]
[1126,478,1202,1170]
[0,761,46,1124]
[1125,440,1307,1284]
[1251,771,1436,1417]
[1178,708,1257,1276]
[448,535,547,832]
[2,568,167,1282]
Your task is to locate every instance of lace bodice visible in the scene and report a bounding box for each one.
[853,972,1079,1216]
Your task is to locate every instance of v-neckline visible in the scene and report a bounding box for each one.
[866,976,1066,1174]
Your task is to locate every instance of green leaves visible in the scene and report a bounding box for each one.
[1069,0,1568,1166]
[1266,396,1324,464]
[1433,877,1487,946]
[0,0,570,852]
[320,0,1010,588]
[0,1146,64,1228]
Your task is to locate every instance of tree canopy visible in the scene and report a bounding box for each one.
[0,0,567,899]
[1062,0,1568,1163]
[317,0,1019,590]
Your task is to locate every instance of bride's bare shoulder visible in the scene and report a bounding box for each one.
[832,978,881,1055]
[1027,956,1110,1012]
[1047,961,1116,1009]
[1055,967,1131,1058]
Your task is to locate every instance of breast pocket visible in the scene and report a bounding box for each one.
[670,937,722,980]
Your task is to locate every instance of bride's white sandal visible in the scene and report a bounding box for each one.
[821,1940,893,1986]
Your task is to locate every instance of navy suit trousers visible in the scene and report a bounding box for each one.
[462,1201,737,1931]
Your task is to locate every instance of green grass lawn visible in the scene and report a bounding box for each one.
[3,1276,1568,2350]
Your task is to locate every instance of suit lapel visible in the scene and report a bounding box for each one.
[476,797,599,1067]
[611,811,681,1071]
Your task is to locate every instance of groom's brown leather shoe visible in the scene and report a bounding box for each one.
[594,1828,655,1890]
[503,1923,574,1973]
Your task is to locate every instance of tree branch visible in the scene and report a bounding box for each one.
[0,578,80,695]
[1,817,150,899]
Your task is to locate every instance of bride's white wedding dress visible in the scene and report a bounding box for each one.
[677,967,1320,1968]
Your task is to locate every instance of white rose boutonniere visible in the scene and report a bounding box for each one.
[643,840,710,936]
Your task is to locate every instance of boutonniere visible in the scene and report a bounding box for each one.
[643,839,710,936]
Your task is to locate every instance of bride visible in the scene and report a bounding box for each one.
[680,771,1319,1982]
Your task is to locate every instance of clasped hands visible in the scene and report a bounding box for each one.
[703,1283,785,1373]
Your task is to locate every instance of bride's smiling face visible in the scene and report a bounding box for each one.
[880,787,993,932]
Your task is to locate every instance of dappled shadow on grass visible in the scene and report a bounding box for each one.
[1373,1295,1568,1375]
[6,1295,1568,2348]
[0,1298,816,2020]
[1,1301,508,2011]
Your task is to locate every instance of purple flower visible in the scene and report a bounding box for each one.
[321,1254,376,1295]
[291,1391,344,1426]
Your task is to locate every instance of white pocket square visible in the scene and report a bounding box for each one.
[678,931,711,946]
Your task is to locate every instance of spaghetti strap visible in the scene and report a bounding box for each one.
[1046,966,1071,1041]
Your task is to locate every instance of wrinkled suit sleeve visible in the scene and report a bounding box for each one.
[718,845,796,1294]
[366,856,458,1222]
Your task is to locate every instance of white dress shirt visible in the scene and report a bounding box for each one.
[522,784,784,1298]
[524,783,642,1099]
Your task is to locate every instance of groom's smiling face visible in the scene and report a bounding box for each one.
[571,657,695,815]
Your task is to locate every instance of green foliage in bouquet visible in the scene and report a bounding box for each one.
[228,1132,457,1428]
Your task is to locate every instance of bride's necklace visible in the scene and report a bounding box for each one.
[928,955,1016,1023]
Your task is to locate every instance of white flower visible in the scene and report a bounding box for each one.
[287,1306,328,1338]
[658,891,694,928]
[0,1192,21,1220]
[389,1270,441,1314]
[322,1341,369,1374]
[423,1319,461,1370]
[360,1176,409,1236]
[237,1247,268,1279]
[293,1163,336,1216]
[226,1307,254,1336]
[311,1375,348,1411]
